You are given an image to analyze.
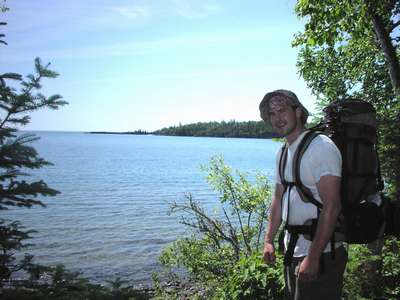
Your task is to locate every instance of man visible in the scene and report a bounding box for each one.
[259,89,347,300]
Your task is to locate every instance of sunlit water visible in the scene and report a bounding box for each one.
[4,131,280,285]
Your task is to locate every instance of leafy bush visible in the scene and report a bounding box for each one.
[380,237,400,299]
[160,235,236,283]
[216,252,284,300]
[158,156,284,298]
[343,244,379,299]
[158,156,400,300]
[343,237,400,300]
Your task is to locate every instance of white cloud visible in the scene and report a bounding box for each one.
[172,0,220,19]
[1,26,285,63]
[112,5,151,19]
[80,4,152,28]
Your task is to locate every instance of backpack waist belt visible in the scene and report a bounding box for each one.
[283,222,317,267]
[283,221,338,272]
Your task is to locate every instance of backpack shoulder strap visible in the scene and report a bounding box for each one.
[283,131,339,268]
[292,130,323,209]
[278,142,289,185]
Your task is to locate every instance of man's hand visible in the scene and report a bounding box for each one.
[263,242,276,265]
[297,255,319,282]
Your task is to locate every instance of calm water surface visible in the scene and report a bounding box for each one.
[5,132,280,284]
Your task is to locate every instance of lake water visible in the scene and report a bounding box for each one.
[4,131,280,285]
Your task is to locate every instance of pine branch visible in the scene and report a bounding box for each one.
[0,220,35,282]
[0,21,6,45]
[0,14,66,280]
[7,116,30,126]
[0,127,17,141]
[0,135,51,170]
[0,112,11,129]
[0,179,60,209]
[35,59,59,79]
[0,104,10,110]
[0,58,67,129]
[0,169,29,180]
[0,196,45,209]
[13,94,67,114]
[0,73,22,81]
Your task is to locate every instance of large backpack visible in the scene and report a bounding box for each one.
[320,99,385,243]
[279,99,385,267]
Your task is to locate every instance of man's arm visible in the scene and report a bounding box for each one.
[263,183,283,265]
[297,175,341,281]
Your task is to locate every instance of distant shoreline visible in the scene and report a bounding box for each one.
[88,131,280,139]
[88,120,280,139]
[88,131,149,135]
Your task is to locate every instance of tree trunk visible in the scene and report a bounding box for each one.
[363,5,400,298]
[365,0,400,203]
[365,1,400,92]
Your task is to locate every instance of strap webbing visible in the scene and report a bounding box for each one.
[284,233,299,266]
[279,144,288,186]
[293,131,322,209]
[277,130,322,208]
[278,130,337,269]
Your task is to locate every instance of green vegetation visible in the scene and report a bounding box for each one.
[89,129,150,135]
[89,121,279,139]
[0,131,398,299]
[157,156,284,299]
[290,3,400,297]
[154,3,400,298]
[153,120,279,139]
[0,52,67,289]
[343,238,400,299]
[2,1,400,299]
[1,265,153,300]
[155,157,400,299]
[0,15,153,297]
[293,0,400,200]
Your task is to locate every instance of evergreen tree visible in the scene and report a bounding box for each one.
[0,17,67,284]
[153,120,279,138]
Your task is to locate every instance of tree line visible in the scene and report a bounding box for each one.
[153,120,279,139]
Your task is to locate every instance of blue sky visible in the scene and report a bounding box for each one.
[1,0,316,132]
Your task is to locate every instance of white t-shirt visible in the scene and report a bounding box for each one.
[275,131,342,257]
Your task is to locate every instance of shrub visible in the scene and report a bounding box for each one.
[158,156,284,298]
[216,252,284,300]
[343,237,400,300]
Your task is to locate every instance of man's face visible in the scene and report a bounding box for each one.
[267,97,299,137]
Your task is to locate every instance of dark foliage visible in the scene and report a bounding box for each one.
[153,120,279,139]
[0,14,67,285]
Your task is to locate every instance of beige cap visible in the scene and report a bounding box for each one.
[259,89,309,125]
